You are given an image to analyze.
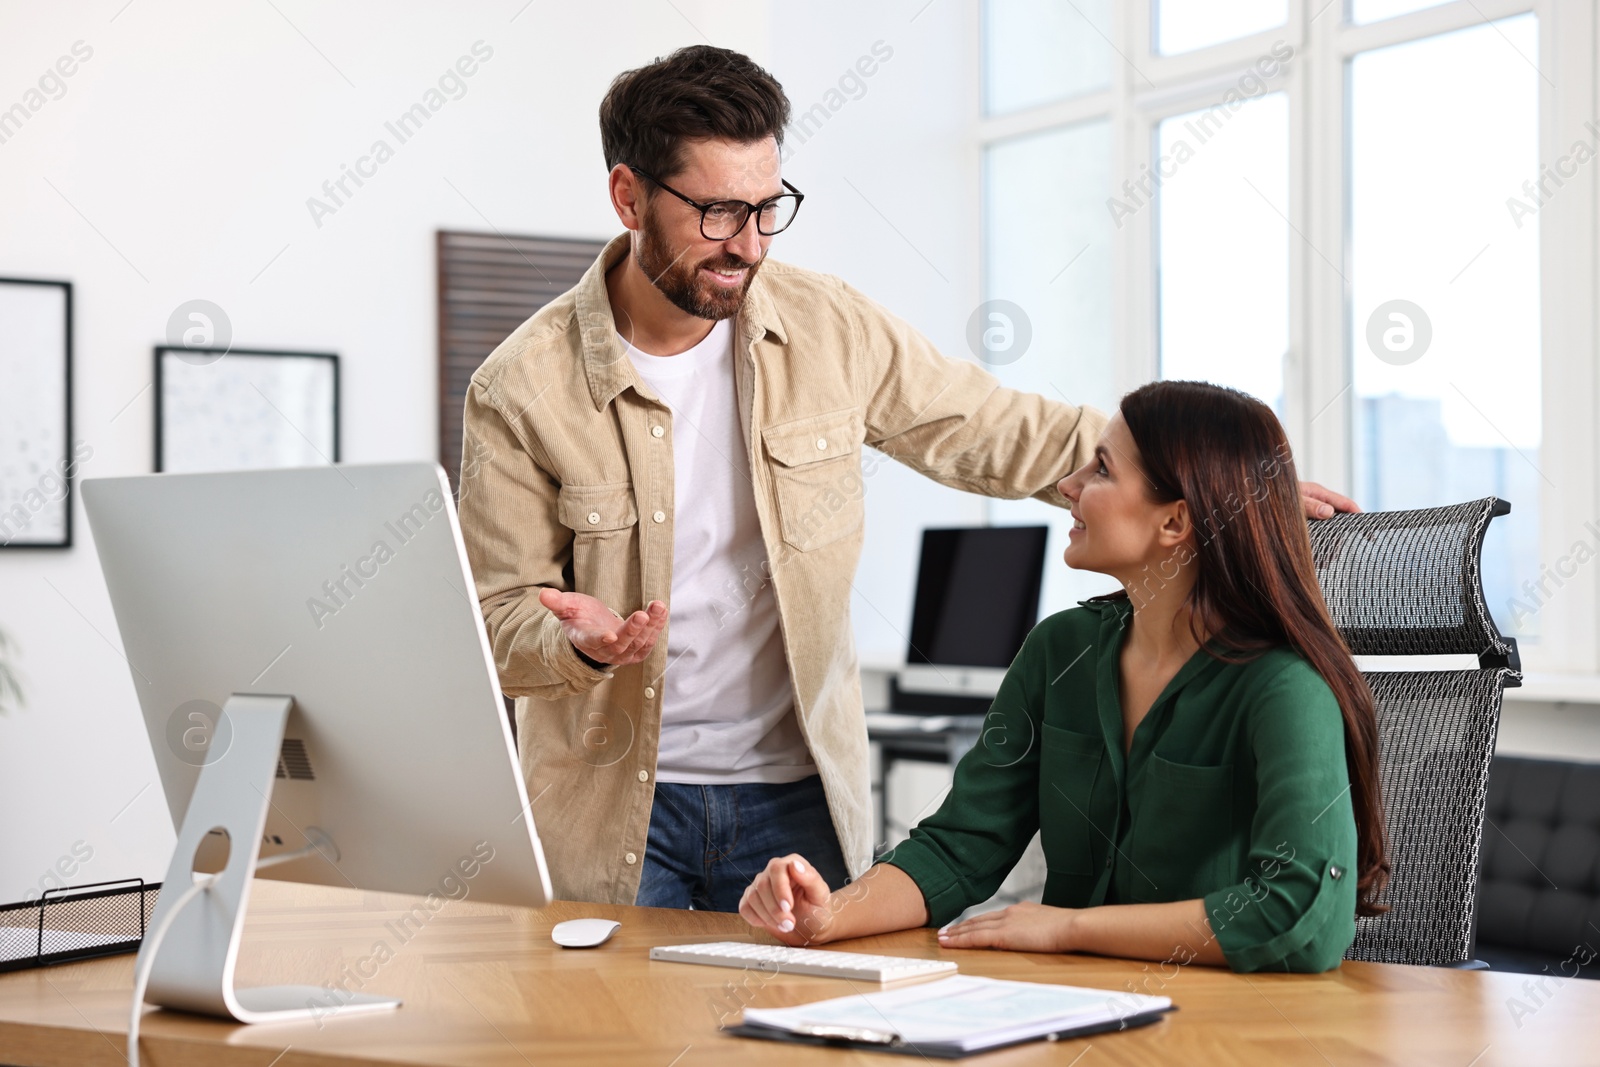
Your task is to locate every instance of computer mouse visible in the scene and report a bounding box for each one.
[551,918,621,948]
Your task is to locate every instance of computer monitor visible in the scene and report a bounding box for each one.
[893,525,1049,714]
[83,462,552,1024]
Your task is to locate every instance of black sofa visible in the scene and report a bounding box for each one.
[1474,754,1600,979]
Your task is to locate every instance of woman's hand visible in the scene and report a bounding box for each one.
[936,902,1075,953]
[739,855,835,946]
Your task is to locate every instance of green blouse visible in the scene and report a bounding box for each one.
[880,597,1359,973]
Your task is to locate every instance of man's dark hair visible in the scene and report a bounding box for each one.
[599,45,790,181]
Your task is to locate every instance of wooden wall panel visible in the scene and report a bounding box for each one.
[436,231,606,494]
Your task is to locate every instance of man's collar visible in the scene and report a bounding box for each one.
[574,232,789,412]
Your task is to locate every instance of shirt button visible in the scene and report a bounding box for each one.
[1330,864,1344,880]
[653,510,666,523]
[816,437,828,450]
[1105,854,1112,868]
[624,851,638,865]
[587,511,600,525]
[651,425,665,438]
[644,686,656,699]
[637,769,649,782]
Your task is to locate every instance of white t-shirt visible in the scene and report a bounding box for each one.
[622,319,817,784]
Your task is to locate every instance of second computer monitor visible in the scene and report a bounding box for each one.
[895,525,1049,713]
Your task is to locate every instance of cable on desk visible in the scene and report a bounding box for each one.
[127,873,216,1067]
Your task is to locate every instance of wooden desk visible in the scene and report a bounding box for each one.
[0,878,1595,1066]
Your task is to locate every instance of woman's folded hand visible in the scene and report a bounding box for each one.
[738,854,835,946]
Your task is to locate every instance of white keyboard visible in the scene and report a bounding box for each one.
[649,941,958,984]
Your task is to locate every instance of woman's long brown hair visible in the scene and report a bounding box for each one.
[1109,380,1389,916]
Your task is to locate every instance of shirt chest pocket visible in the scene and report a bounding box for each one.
[1038,723,1106,877]
[761,407,866,552]
[556,483,638,602]
[1129,753,1235,903]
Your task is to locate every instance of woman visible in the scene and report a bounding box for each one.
[738,380,1389,973]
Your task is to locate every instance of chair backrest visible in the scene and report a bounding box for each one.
[1306,498,1521,966]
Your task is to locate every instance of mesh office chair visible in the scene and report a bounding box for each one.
[1306,497,1522,967]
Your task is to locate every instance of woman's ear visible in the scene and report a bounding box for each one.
[1157,499,1193,549]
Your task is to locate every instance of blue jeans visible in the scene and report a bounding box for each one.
[635,775,851,911]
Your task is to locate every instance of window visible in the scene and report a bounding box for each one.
[1350,0,1451,24]
[982,0,1112,114]
[978,0,1584,670]
[983,121,1120,613]
[1156,0,1287,54]
[1157,92,1290,410]
[1348,15,1542,639]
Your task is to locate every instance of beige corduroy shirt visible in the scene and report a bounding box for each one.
[458,232,1106,905]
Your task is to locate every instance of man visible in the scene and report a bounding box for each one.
[458,45,1355,909]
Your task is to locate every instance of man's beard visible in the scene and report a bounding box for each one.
[635,207,763,321]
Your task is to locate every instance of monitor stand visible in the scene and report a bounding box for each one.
[137,693,402,1023]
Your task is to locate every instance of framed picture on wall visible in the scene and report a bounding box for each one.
[0,277,74,549]
[155,347,340,474]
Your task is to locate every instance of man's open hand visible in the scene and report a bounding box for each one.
[538,588,667,667]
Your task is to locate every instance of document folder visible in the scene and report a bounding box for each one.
[723,974,1174,1058]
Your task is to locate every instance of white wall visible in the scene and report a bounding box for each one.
[0,0,978,899]
[764,1,988,667]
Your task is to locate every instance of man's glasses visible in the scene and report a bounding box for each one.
[628,165,804,240]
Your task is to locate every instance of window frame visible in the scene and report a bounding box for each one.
[974,0,1599,676]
